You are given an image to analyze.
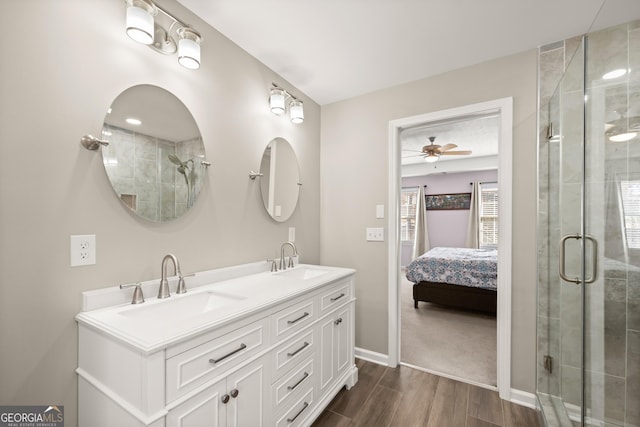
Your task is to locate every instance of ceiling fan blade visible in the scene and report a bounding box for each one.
[402,153,426,158]
[402,149,424,153]
[440,150,472,155]
[439,143,458,152]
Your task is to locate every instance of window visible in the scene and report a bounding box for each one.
[401,188,418,242]
[620,180,640,249]
[479,182,498,249]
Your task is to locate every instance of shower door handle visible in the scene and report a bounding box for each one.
[559,233,598,284]
[559,234,581,284]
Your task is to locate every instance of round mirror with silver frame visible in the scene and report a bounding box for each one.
[258,137,300,222]
[100,84,208,222]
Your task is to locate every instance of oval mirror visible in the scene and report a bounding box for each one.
[259,138,300,222]
[100,85,207,221]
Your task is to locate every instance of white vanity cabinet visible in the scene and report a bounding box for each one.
[167,356,270,427]
[76,264,357,427]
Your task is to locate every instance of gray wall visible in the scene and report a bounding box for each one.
[0,1,320,425]
[320,49,539,392]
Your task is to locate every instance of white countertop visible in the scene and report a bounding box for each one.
[76,264,355,354]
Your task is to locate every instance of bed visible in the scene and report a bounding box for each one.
[405,247,497,315]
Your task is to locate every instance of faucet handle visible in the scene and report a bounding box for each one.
[120,283,145,304]
[176,275,187,294]
[267,259,278,272]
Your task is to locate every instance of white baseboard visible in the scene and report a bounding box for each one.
[354,347,389,366]
[510,388,538,409]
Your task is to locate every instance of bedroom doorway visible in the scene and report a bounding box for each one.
[388,98,513,400]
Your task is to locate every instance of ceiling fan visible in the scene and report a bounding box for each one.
[405,136,472,163]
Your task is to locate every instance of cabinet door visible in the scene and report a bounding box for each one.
[166,380,227,427]
[319,316,336,393]
[226,357,270,427]
[334,305,351,376]
[319,305,352,394]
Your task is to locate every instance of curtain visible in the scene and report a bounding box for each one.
[412,185,430,259]
[466,181,479,248]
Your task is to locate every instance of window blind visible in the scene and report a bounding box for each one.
[479,182,498,248]
[401,188,418,242]
[621,180,640,249]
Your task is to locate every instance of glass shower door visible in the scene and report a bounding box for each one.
[538,17,640,427]
[581,19,640,427]
[538,38,587,426]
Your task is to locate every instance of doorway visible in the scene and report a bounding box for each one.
[387,97,514,400]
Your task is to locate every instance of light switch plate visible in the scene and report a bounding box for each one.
[366,227,384,242]
[376,204,385,219]
[288,227,295,242]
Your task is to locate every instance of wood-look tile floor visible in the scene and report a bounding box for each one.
[311,360,542,427]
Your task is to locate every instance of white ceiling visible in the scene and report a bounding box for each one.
[176,0,640,106]
[400,113,499,166]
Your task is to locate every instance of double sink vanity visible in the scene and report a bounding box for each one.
[76,260,357,427]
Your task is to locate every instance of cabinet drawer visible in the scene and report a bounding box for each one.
[166,318,268,403]
[270,298,316,343]
[272,357,314,414]
[319,280,351,315]
[273,328,315,381]
[275,388,315,427]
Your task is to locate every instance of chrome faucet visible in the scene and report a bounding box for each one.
[158,254,182,299]
[279,242,298,270]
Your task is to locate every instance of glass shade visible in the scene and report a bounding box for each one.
[424,154,439,163]
[270,89,286,115]
[126,5,154,45]
[178,37,201,70]
[290,100,304,124]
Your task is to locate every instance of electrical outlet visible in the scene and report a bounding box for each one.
[288,227,295,242]
[70,234,96,267]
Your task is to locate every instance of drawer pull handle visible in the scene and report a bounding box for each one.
[335,318,343,325]
[209,343,247,364]
[330,293,346,302]
[287,312,310,325]
[287,372,309,391]
[287,402,309,423]
[287,341,309,358]
[221,394,230,404]
[230,388,239,398]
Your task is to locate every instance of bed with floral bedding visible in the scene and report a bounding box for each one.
[405,247,498,314]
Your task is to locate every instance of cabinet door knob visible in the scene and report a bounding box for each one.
[335,318,343,325]
[221,394,230,404]
[230,388,239,398]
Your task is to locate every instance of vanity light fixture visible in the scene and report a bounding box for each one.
[124,0,202,70]
[177,27,201,70]
[269,83,304,124]
[126,0,155,44]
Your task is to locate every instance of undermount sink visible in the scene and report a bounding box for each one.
[118,290,246,321]
[275,266,330,280]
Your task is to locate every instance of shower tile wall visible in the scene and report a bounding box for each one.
[102,125,202,221]
[538,20,640,426]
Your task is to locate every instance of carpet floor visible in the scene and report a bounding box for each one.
[400,275,497,386]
